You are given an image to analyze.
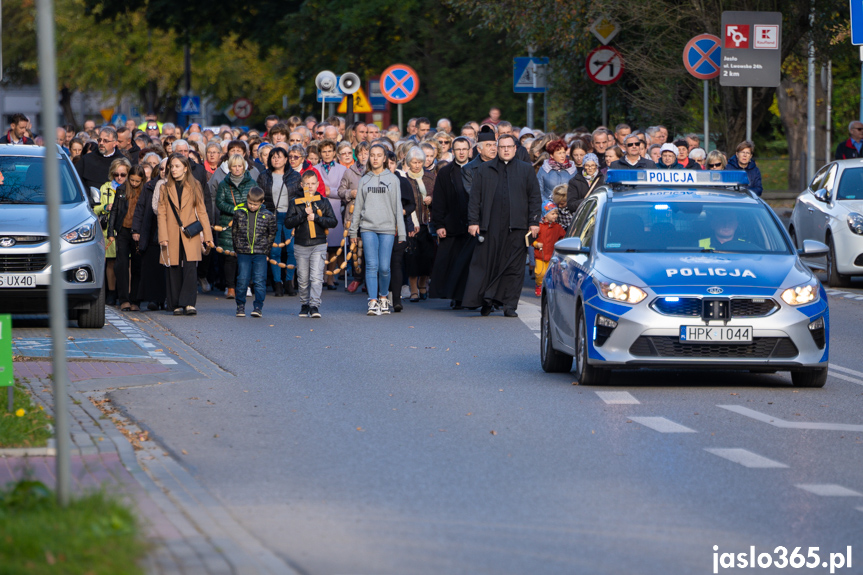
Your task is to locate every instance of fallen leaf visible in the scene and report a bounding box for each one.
[490,430,497,435]
[591,430,595,434]
[356,427,364,431]
[213,434,219,438]
[154,349,163,352]
[243,390,249,393]
[181,449,188,455]
[269,325,274,327]
[466,412,472,416]
[499,389,503,392]
[456,362,460,365]
[572,381,579,385]
[730,393,738,396]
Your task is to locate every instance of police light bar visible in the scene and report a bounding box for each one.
[606,169,749,187]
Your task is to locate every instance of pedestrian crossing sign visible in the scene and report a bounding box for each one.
[513,57,549,93]
[337,88,373,114]
[181,96,201,115]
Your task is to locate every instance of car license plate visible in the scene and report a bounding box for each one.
[680,325,752,343]
[0,274,36,288]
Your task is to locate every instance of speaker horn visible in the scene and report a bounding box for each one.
[315,70,338,93]
[339,72,361,95]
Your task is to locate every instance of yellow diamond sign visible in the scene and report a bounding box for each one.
[590,15,619,45]
[337,87,373,114]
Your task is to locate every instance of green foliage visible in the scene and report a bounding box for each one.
[0,480,146,574]
[0,382,52,448]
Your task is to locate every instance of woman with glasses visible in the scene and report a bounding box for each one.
[435,134,454,163]
[108,165,147,311]
[99,158,132,306]
[706,150,727,170]
[133,158,168,311]
[566,153,604,214]
[725,141,763,196]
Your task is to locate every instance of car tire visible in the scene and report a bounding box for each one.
[541,299,573,373]
[574,307,610,385]
[827,237,851,288]
[791,368,827,388]
[77,285,106,329]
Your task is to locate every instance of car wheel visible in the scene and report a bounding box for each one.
[791,368,827,388]
[574,307,610,385]
[541,299,573,373]
[77,285,106,328]
[827,237,851,288]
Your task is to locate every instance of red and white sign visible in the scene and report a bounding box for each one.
[724,24,750,48]
[586,46,624,86]
[753,25,779,49]
[233,98,253,120]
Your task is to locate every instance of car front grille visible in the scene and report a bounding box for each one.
[629,336,798,359]
[651,297,777,318]
[730,299,778,317]
[652,297,702,316]
[0,254,49,272]
[0,235,48,245]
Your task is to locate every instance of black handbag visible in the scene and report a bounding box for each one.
[166,192,204,239]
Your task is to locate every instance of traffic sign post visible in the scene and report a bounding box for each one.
[180,96,201,115]
[853,2,863,120]
[381,64,420,134]
[720,11,782,142]
[368,79,387,111]
[513,57,548,93]
[337,88,373,114]
[589,15,619,46]
[233,98,253,121]
[683,34,722,152]
[586,46,624,127]
[0,314,13,413]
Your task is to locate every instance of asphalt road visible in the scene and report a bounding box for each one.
[107,279,863,575]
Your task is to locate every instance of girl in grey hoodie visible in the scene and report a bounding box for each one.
[350,144,406,315]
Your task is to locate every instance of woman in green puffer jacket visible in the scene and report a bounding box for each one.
[215,155,256,299]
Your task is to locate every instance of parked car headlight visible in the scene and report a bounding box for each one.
[847,212,863,235]
[62,219,97,244]
[781,280,819,306]
[595,277,647,304]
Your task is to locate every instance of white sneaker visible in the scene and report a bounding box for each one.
[367,299,381,316]
[379,297,391,315]
[400,285,411,299]
[247,287,253,296]
[198,277,211,292]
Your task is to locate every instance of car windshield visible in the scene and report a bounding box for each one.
[837,167,863,200]
[601,200,791,254]
[0,157,82,204]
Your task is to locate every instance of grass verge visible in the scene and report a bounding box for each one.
[0,381,52,448]
[0,479,147,574]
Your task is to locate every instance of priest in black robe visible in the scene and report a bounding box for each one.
[463,134,541,317]
[429,136,476,307]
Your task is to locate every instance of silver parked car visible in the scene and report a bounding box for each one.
[0,144,105,327]
[789,158,863,287]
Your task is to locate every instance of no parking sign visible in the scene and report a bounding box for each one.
[683,34,722,80]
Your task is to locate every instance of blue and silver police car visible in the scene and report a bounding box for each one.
[540,170,830,388]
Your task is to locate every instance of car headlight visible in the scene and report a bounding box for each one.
[595,278,647,304]
[781,280,819,306]
[847,212,863,235]
[62,219,97,244]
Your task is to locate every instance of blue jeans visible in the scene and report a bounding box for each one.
[270,212,296,281]
[236,254,267,309]
[360,231,395,299]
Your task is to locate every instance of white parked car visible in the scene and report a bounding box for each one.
[789,159,863,287]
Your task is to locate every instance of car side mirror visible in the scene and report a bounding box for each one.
[89,187,100,205]
[555,237,590,255]
[799,239,829,258]
[813,188,829,203]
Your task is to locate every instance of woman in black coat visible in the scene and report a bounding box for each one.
[131,159,167,310]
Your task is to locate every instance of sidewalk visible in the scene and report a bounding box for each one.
[2,308,296,575]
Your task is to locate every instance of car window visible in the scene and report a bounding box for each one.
[809,163,831,192]
[600,201,791,254]
[580,203,598,248]
[0,157,81,204]
[836,167,863,200]
[823,164,838,200]
[566,197,596,239]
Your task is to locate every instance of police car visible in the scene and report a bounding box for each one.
[540,170,830,388]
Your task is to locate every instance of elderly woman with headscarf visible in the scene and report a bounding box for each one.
[566,153,605,214]
[399,146,436,302]
[537,139,577,203]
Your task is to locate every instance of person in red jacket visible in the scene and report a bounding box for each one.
[533,202,566,297]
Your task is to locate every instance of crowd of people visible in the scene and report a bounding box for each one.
[4,107,768,318]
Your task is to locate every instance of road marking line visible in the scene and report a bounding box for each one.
[518,298,542,339]
[829,370,863,386]
[704,448,788,468]
[629,416,696,433]
[596,391,640,404]
[857,507,863,513]
[718,405,863,432]
[830,363,863,378]
[796,484,863,497]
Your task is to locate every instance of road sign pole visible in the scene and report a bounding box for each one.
[36,0,71,507]
[601,86,607,127]
[398,104,403,135]
[746,87,752,142]
[543,91,548,133]
[807,14,816,182]
[347,95,354,127]
[703,80,709,150]
[826,60,832,164]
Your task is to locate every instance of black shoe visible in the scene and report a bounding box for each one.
[309,306,321,318]
[503,307,518,318]
[106,290,117,306]
[173,307,184,315]
[251,308,262,318]
[299,304,310,318]
[236,306,245,317]
[419,291,428,300]
[326,284,337,291]
[273,282,284,297]
[285,282,297,296]
[480,304,492,316]
[393,302,403,313]
[147,302,159,311]
[453,300,464,310]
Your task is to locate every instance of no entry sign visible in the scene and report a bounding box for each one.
[586,46,624,85]
[380,64,420,104]
[233,98,253,120]
[683,34,722,80]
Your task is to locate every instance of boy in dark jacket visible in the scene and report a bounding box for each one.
[232,187,277,318]
[285,171,338,318]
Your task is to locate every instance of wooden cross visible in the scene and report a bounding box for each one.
[295,192,322,238]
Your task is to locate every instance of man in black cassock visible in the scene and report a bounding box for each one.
[463,134,541,317]
[429,136,475,307]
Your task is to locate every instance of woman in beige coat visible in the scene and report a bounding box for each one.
[157,154,214,315]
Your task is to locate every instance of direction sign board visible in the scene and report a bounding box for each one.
[233,98,253,120]
[513,57,548,93]
[853,0,863,45]
[317,77,344,103]
[586,46,624,85]
[180,96,201,115]
[719,11,782,87]
[368,79,387,110]
[381,64,420,104]
[590,14,620,45]
[337,87,373,114]
[683,34,722,80]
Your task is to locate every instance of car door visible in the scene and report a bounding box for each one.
[556,198,598,351]
[812,164,838,242]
